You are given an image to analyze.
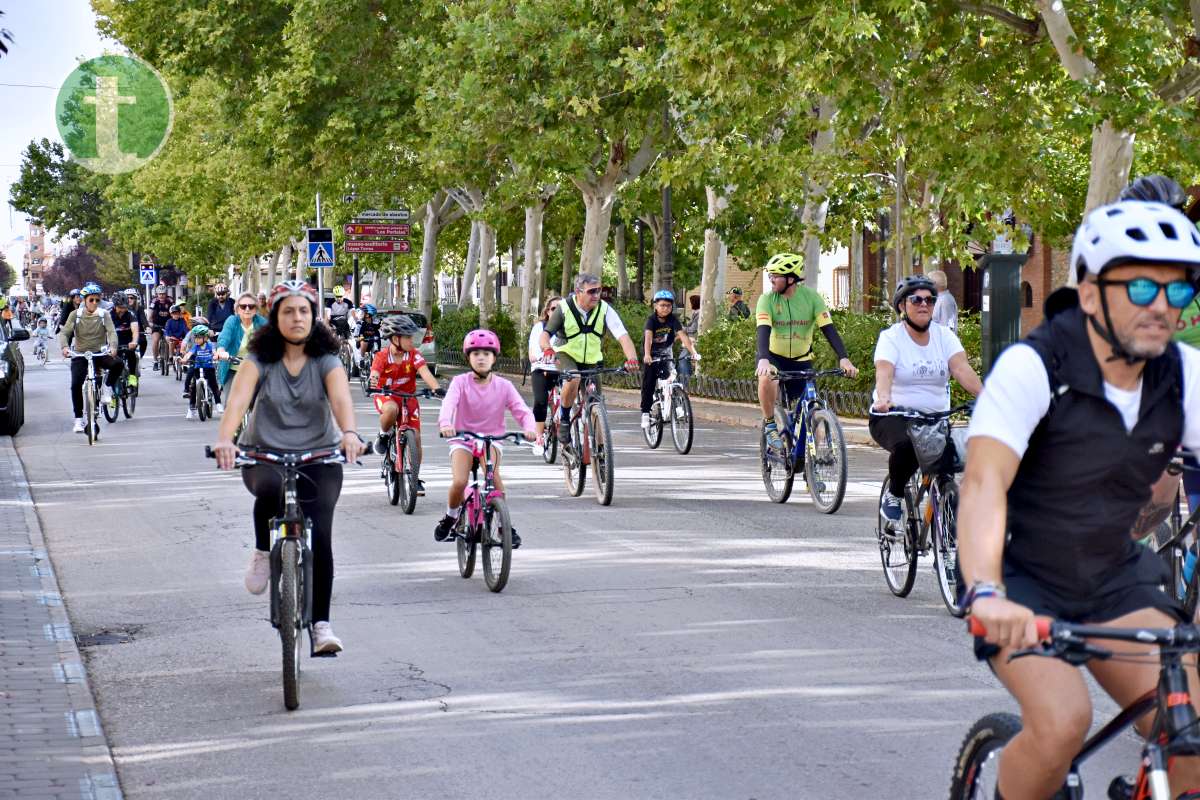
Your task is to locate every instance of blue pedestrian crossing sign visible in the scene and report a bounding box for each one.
[307,227,335,268]
[139,267,157,285]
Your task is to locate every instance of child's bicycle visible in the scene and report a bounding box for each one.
[32,338,49,366]
[368,387,435,514]
[641,356,694,454]
[953,617,1200,799]
[445,431,530,593]
[205,445,348,711]
[190,367,216,421]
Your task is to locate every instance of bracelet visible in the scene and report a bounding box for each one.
[343,430,365,442]
[964,581,1006,610]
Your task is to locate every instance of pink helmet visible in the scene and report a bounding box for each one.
[462,328,501,355]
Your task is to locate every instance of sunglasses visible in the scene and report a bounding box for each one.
[584,288,602,297]
[1100,277,1198,309]
[84,297,100,303]
[237,303,257,310]
[906,295,935,306]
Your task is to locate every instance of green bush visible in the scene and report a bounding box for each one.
[485,307,520,358]
[434,304,521,359]
[602,299,651,364]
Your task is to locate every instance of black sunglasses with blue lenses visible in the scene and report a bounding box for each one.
[1100,277,1198,309]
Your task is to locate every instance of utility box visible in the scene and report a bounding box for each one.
[979,252,1028,373]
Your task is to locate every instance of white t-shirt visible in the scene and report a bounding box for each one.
[527,321,559,373]
[969,342,1200,458]
[872,322,964,412]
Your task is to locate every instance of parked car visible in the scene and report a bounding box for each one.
[381,309,437,376]
[0,321,30,434]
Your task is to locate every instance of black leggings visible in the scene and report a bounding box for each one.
[530,369,556,423]
[869,415,918,496]
[186,366,222,407]
[118,347,139,377]
[640,360,671,413]
[69,355,124,418]
[242,463,343,623]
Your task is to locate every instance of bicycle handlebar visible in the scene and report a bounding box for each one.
[442,431,532,447]
[366,387,441,399]
[66,347,111,358]
[204,445,347,469]
[770,368,845,380]
[967,617,1053,640]
[968,616,1200,658]
[870,402,975,421]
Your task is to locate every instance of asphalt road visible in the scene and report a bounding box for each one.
[9,345,1136,800]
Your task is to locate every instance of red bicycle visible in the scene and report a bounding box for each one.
[368,387,434,514]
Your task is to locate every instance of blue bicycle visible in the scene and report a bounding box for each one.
[759,368,848,513]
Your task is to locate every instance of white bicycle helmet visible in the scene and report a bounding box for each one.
[1070,200,1200,281]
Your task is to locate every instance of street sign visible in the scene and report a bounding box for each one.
[344,239,411,254]
[344,223,410,237]
[307,227,335,268]
[355,209,410,221]
[139,268,157,285]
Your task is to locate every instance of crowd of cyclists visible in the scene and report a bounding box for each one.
[32,171,1200,796]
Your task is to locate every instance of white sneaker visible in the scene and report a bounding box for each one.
[72,418,85,433]
[311,622,343,654]
[640,412,651,429]
[244,550,270,595]
[186,409,196,420]
[215,403,224,415]
[531,440,545,457]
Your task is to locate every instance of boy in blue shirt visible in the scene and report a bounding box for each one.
[181,325,222,419]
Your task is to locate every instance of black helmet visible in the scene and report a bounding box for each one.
[380,315,421,339]
[111,293,127,307]
[1119,175,1189,211]
[893,275,937,314]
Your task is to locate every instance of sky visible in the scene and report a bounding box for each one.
[1,1,114,278]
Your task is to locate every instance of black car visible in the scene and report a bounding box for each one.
[0,320,30,434]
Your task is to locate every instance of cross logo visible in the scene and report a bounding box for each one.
[55,54,173,175]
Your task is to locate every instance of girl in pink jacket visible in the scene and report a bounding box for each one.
[435,329,536,546]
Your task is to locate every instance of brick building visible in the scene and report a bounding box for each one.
[22,223,51,295]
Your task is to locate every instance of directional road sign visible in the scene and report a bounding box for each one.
[355,209,410,221]
[344,239,411,254]
[139,268,157,285]
[307,227,335,268]
[344,223,410,237]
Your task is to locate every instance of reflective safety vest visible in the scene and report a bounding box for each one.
[556,296,607,364]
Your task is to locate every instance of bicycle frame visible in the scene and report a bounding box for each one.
[770,369,841,467]
[461,441,503,530]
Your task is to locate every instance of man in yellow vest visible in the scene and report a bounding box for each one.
[538,273,639,446]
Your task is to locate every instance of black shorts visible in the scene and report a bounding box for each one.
[766,353,812,405]
[973,546,1185,661]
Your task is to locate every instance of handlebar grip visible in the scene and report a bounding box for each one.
[204,446,215,458]
[967,617,1053,639]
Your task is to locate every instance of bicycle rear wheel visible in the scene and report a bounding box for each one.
[933,479,965,617]
[84,383,97,445]
[399,429,419,515]
[948,713,1022,800]
[642,399,663,449]
[669,388,694,455]
[760,425,795,503]
[543,419,559,464]
[482,497,513,592]
[878,478,917,597]
[456,515,477,578]
[804,407,847,514]
[590,402,614,506]
[279,538,302,711]
[562,414,586,496]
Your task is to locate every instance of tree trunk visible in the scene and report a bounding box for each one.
[419,200,440,319]
[894,151,906,279]
[262,250,280,295]
[614,222,629,299]
[459,220,480,308]
[850,225,864,313]
[1084,119,1135,213]
[272,243,291,291]
[639,214,664,293]
[570,133,659,276]
[478,222,495,321]
[801,98,837,291]
[578,186,616,276]
[561,233,577,296]
[522,204,544,328]
[699,187,728,336]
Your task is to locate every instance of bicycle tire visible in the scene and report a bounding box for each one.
[642,399,664,449]
[122,385,136,418]
[384,440,401,506]
[590,402,615,506]
[399,429,419,515]
[563,414,586,496]
[280,538,301,711]
[878,478,918,597]
[101,383,119,423]
[174,357,182,381]
[947,712,1021,800]
[760,425,795,503]
[482,497,513,592]
[543,419,559,464]
[159,339,170,378]
[804,407,847,514]
[456,516,476,578]
[84,382,97,446]
[933,480,965,617]
[669,388,694,455]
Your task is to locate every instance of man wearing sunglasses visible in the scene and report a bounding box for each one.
[58,283,123,433]
[539,273,639,447]
[959,200,1200,800]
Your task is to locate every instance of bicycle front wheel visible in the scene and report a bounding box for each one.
[399,429,419,515]
[482,497,513,592]
[279,539,302,711]
[760,425,795,503]
[590,402,615,506]
[456,516,477,579]
[642,399,663,449]
[84,382,97,445]
[562,414,586,496]
[804,407,847,514]
[878,478,917,597]
[948,713,1022,800]
[933,480,965,617]
[669,388,694,454]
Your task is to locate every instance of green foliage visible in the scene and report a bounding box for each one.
[0,256,14,293]
[434,304,521,358]
[485,307,519,358]
[601,299,651,364]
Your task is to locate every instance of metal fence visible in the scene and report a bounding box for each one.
[436,350,873,419]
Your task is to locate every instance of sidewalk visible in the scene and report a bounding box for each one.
[0,438,122,800]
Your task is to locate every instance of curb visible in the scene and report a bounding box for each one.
[3,436,125,800]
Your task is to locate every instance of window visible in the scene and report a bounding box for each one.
[1021,281,1033,308]
[31,258,41,265]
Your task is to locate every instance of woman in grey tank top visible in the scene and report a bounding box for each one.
[212,281,365,655]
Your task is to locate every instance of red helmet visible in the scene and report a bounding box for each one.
[268,280,318,312]
[462,328,501,355]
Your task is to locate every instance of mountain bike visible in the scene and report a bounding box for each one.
[337,333,355,378]
[447,431,529,593]
[953,618,1200,799]
[110,346,137,420]
[154,330,173,377]
[368,387,434,514]
[1153,457,1200,620]
[642,356,694,455]
[558,366,627,506]
[871,403,972,616]
[205,446,347,711]
[68,348,110,445]
[760,368,848,513]
[357,336,380,394]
